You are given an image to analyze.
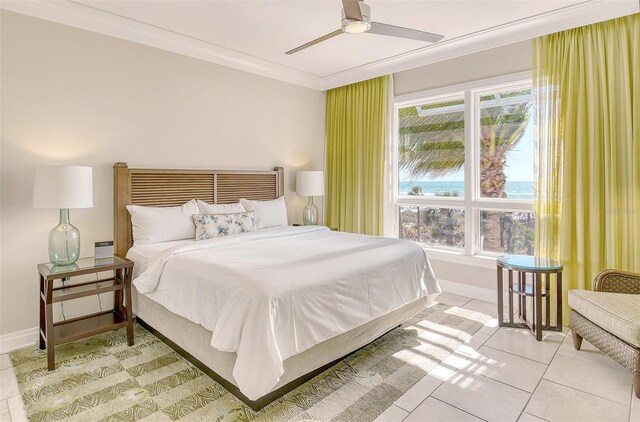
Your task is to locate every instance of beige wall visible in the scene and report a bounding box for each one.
[0,11,326,336]
[430,260,496,290]
[394,40,532,96]
[393,41,533,296]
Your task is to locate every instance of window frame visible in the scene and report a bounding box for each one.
[389,71,534,260]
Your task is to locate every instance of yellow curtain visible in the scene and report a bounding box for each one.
[534,14,640,323]
[325,76,388,235]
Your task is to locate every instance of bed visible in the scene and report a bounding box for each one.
[113,162,440,410]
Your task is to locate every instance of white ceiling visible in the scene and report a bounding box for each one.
[2,0,638,90]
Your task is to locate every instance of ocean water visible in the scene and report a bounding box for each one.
[399,180,534,199]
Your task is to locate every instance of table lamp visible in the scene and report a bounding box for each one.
[296,171,324,225]
[33,166,93,265]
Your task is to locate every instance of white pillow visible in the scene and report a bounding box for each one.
[196,200,245,214]
[239,197,288,229]
[126,199,199,245]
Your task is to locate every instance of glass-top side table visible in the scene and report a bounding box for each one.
[37,256,134,370]
[497,254,564,341]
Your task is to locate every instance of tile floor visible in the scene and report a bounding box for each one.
[377,293,638,422]
[0,292,638,422]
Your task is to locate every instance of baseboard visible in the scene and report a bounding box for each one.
[0,327,38,354]
[438,279,498,304]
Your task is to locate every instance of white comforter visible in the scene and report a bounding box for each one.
[132,226,439,400]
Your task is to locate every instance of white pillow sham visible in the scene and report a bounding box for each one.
[127,199,199,245]
[192,211,257,240]
[239,197,288,229]
[196,200,246,214]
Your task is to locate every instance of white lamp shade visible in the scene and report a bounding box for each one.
[296,171,325,197]
[33,166,94,209]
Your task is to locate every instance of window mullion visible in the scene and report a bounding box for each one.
[388,104,400,238]
[464,90,474,256]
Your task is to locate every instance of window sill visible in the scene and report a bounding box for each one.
[420,247,497,269]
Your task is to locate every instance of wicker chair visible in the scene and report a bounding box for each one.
[569,270,640,399]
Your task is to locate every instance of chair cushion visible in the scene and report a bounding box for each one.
[569,290,640,348]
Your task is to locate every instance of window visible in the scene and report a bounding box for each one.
[399,206,465,248]
[398,97,465,197]
[479,210,535,255]
[393,74,534,257]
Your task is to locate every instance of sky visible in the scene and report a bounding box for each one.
[505,120,534,182]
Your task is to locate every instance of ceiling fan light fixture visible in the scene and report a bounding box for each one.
[342,20,371,34]
[341,1,371,34]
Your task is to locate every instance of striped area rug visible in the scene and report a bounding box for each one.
[10,301,488,421]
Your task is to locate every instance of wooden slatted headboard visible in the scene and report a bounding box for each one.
[113,162,284,257]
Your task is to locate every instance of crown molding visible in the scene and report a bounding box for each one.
[0,0,325,90]
[2,0,638,91]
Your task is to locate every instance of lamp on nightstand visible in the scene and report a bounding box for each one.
[33,166,93,266]
[296,171,324,225]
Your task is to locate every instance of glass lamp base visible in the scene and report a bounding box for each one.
[49,209,80,265]
[303,197,319,226]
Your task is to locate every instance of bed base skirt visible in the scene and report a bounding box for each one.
[133,291,430,411]
[136,317,399,411]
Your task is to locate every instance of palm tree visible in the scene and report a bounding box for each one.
[398,102,465,178]
[399,94,532,252]
[478,99,532,198]
[408,186,423,196]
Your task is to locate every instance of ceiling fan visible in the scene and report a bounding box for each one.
[285,0,444,55]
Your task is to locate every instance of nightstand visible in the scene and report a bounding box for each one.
[37,256,134,370]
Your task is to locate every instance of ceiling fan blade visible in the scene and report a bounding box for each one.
[369,22,444,43]
[285,29,343,55]
[342,0,363,21]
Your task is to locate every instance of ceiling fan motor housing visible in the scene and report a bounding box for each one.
[341,2,371,33]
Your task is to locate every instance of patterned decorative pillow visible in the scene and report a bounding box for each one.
[192,211,257,240]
